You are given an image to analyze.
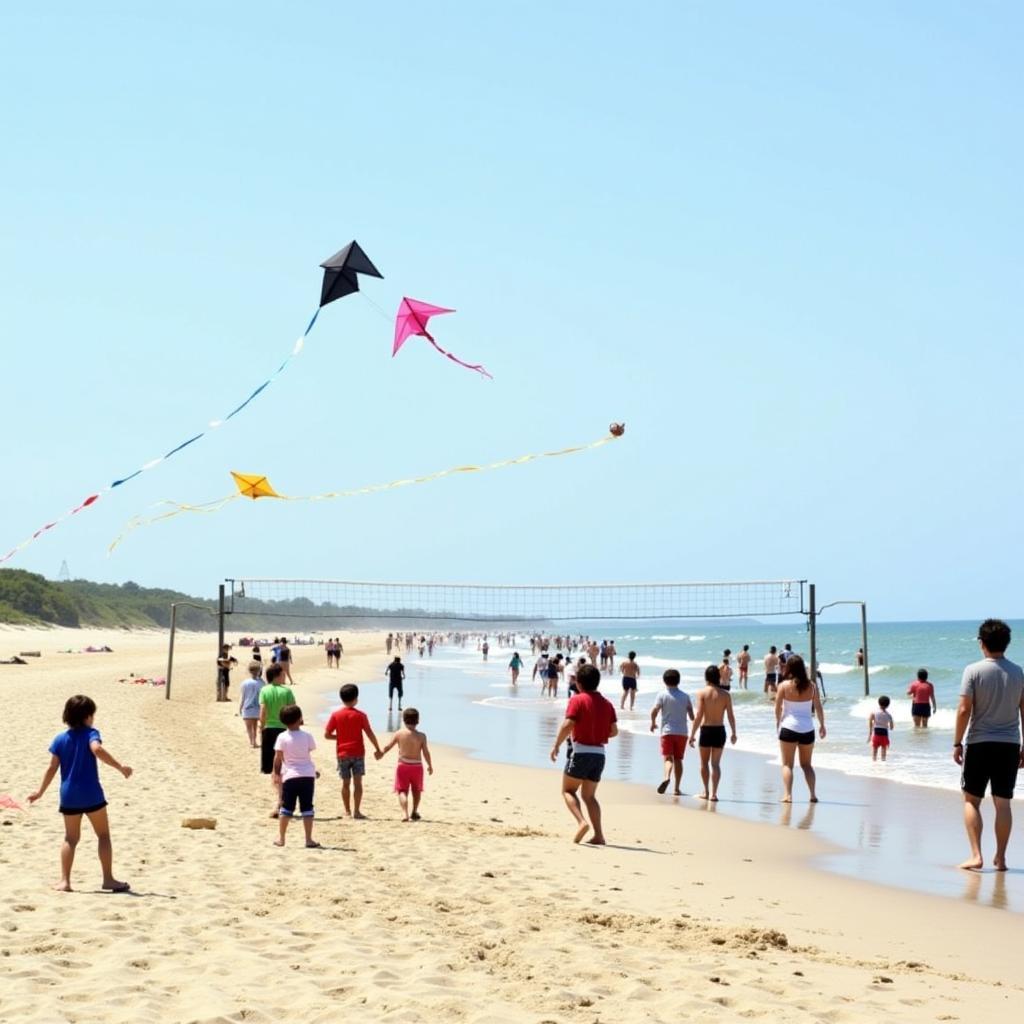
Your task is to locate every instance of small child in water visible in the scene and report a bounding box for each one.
[28,695,133,892]
[378,707,433,821]
[868,695,894,762]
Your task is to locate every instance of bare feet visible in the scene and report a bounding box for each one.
[672,789,682,796]
[102,880,131,893]
[410,812,421,821]
[586,836,606,846]
[697,792,709,800]
[710,795,719,802]
[781,796,792,803]
[958,857,984,871]
[993,858,1008,872]
[54,881,72,892]
[573,822,590,844]
[810,796,819,803]
[353,812,367,820]
[657,780,670,795]
[273,839,285,847]
[305,841,322,849]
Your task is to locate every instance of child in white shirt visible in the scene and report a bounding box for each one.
[272,705,320,847]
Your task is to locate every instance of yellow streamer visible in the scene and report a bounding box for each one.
[109,432,621,553]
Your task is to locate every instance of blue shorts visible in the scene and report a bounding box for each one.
[565,751,605,783]
[336,756,366,780]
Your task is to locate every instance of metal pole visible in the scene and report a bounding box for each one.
[166,603,178,701]
[861,602,870,697]
[808,583,818,697]
[217,584,226,702]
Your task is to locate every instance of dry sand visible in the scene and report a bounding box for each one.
[1,625,1020,1023]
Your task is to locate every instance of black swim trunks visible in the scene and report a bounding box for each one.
[911,702,932,718]
[699,725,727,749]
[962,741,1021,800]
[621,677,638,690]
[389,681,404,699]
[779,728,815,745]
[261,727,284,774]
[565,750,605,782]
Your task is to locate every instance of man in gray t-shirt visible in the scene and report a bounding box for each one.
[650,669,695,797]
[953,619,1024,872]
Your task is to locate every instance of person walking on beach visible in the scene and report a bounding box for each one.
[764,646,780,694]
[325,684,382,819]
[272,705,320,848]
[259,664,296,816]
[774,655,826,803]
[386,656,405,712]
[737,645,751,689]
[378,707,433,822]
[908,669,937,727]
[953,619,1024,872]
[386,633,393,655]
[239,662,263,747]
[650,669,694,795]
[28,695,132,892]
[277,639,294,685]
[550,664,618,844]
[868,695,894,762]
[689,665,737,802]
[509,651,523,686]
[619,651,640,710]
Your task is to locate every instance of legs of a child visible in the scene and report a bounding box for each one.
[561,776,589,843]
[58,808,128,892]
[341,778,352,816]
[353,775,365,818]
[302,814,317,847]
[672,755,683,794]
[276,812,290,846]
[397,786,410,821]
[410,786,421,821]
[245,719,258,747]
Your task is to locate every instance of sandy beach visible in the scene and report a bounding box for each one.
[2,626,1021,1024]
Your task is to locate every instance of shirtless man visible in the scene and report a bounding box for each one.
[619,650,641,710]
[737,645,751,689]
[719,650,733,691]
[607,640,617,674]
[764,646,780,694]
[588,640,599,666]
[689,665,737,801]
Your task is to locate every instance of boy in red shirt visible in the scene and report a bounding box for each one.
[324,684,382,819]
[550,664,618,845]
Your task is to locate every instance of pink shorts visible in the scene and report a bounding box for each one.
[395,761,424,794]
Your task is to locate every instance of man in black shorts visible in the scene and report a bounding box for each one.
[386,656,405,712]
[953,619,1024,871]
[550,664,618,845]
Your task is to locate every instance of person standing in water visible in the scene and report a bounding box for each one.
[689,665,737,802]
[508,651,523,686]
[774,655,826,803]
[764,645,780,695]
[737,645,751,689]
[907,669,937,728]
[619,651,640,710]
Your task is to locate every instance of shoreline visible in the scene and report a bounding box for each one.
[3,626,1023,1023]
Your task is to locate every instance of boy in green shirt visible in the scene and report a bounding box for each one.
[259,663,295,815]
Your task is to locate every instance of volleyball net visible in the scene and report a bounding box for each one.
[225,578,808,625]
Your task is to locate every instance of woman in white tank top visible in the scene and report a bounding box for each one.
[774,655,826,802]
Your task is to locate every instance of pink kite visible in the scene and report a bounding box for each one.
[393,297,492,379]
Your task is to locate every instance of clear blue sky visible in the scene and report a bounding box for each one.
[1,3,1020,621]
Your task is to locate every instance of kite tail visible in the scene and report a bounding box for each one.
[425,336,493,380]
[5,309,323,565]
[108,494,242,554]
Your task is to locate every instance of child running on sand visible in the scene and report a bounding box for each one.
[650,669,694,795]
[378,708,433,821]
[272,704,320,848]
[324,683,382,819]
[28,695,133,892]
[868,695,894,762]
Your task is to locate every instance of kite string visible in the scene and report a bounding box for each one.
[109,434,620,552]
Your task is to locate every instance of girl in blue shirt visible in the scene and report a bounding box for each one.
[28,695,133,892]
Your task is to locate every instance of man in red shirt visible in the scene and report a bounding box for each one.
[324,684,383,819]
[907,668,938,728]
[550,664,618,845]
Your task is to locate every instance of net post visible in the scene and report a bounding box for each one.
[216,584,226,701]
[861,602,870,697]
[166,603,177,701]
[808,583,817,697]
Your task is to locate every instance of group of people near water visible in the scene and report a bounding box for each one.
[546,619,1024,873]
[23,619,1024,891]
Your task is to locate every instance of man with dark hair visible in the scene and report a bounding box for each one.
[386,656,405,712]
[953,619,1024,871]
[259,663,296,816]
[550,663,618,844]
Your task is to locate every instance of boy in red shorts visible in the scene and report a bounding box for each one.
[378,707,433,821]
[650,668,694,795]
[868,695,894,762]
[324,683,382,819]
